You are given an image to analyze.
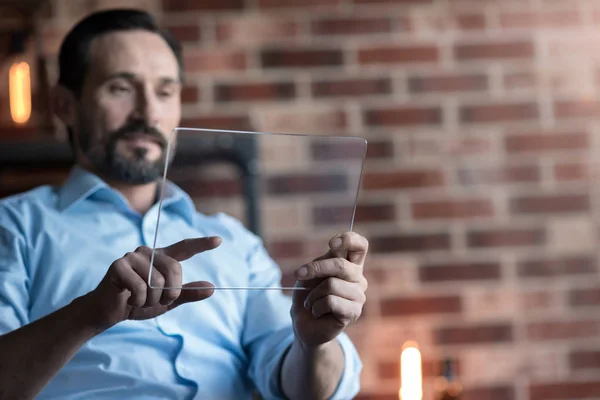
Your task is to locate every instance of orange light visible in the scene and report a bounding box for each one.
[399,341,423,400]
[9,61,31,124]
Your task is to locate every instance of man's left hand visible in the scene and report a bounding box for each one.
[291,232,368,348]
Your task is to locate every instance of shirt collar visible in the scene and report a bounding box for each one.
[57,166,196,226]
[158,180,197,226]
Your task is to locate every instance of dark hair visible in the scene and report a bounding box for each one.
[58,8,183,95]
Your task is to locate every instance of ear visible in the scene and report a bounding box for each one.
[51,84,77,128]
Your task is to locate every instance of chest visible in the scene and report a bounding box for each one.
[25,208,249,334]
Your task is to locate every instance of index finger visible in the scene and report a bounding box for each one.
[158,237,222,262]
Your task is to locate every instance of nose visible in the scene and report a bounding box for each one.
[132,85,159,127]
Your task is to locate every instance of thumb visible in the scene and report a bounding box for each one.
[168,281,215,310]
[159,236,222,262]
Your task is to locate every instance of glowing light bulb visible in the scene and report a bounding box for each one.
[399,341,423,400]
[9,61,31,124]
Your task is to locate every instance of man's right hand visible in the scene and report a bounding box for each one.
[82,236,222,330]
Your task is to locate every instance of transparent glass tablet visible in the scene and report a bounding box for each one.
[148,127,367,290]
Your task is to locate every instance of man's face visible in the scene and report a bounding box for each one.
[73,30,181,184]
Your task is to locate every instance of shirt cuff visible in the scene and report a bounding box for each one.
[271,332,363,400]
[329,332,363,400]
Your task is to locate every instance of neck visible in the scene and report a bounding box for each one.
[78,164,158,214]
[108,180,158,214]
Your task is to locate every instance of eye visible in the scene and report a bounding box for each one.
[158,88,176,99]
[109,83,133,95]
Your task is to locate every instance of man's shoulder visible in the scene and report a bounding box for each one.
[0,185,58,229]
[0,185,57,209]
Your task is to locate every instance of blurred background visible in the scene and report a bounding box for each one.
[1,0,600,399]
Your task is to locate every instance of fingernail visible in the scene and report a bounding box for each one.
[296,267,308,279]
[331,237,342,249]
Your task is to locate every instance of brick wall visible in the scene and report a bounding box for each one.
[4,0,600,399]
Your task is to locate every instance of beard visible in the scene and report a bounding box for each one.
[78,119,174,185]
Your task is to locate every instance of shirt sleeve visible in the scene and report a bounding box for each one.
[0,216,30,335]
[236,221,363,399]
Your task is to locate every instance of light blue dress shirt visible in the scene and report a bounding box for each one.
[0,167,362,399]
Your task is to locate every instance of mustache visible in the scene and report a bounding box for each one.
[109,121,168,149]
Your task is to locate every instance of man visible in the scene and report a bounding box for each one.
[0,9,368,400]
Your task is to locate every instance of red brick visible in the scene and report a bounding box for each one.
[163,0,244,11]
[457,14,486,30]
[505,132,589,153]
[419,261,501,283]
[311,16,393,35]
[554,162,589,181]
[554,100,600,119]
[570,287,600,307]
[312,77,392,98]
[358,45,438,65]
[381,295,462,316]
[310,140,367,161]
[362,170,444,190]
[354,0,433,4]
[458,165,541,186]
[510,193,590,214]
[364,106,442,127]
[258,0,341,8]
[267,173,348,195]
[216,18,298,44]
[504,70,536,90]
[530,381,600,400]
[180,115,251,131]
[455,41,534,61]
[181,86,200,104]
[570,350,600,370]
[164,23,201,43]
[521,290,558,311]
[355,203,396,223]
[312,203,396,226]
[214,81,295,103]
[408,73,488,94]
[463,386,515,400]
[411,198,494,220]
[184,49,246,73]
[438,136,494,157]
[175,177,241,198]
[377,361,400,381]
[369,233,451,253]
[518,255,597,278]
[434,323,513,345]
[312,205,354,226]
[527,319,600,340]
[460,102,538,123]
[256,107,347,134]
[500,11,581,29]
[261,48,343,69]
[267,240,305,259]
[365,140,395,159]
[467,227,546,248]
